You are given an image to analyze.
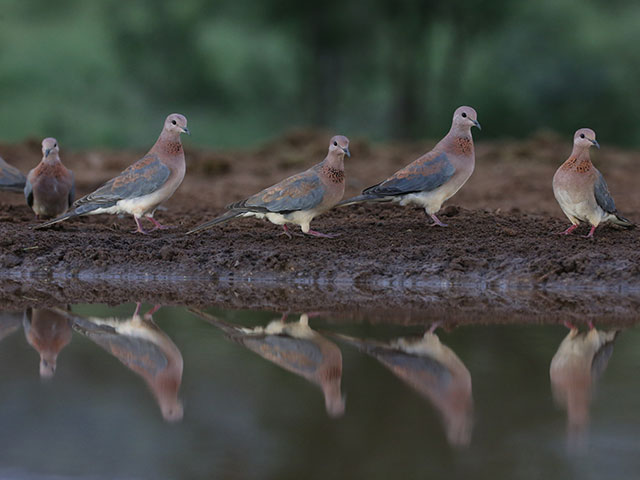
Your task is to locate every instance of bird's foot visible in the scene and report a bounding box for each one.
[587,320,595,330]
[144,304,162,319]
[132,218,149,234]
[582,226,596,239]
[147,217,172,231]
[563,320,576,330]
[428,214,448,227]
[558,224,578,235]
[279,225,293,239]
[428,321,441,334]
[306,229,339,238]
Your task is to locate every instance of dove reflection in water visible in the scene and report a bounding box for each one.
[23,307,73,379]
[191,310,345,418]
[332,324,473,447]
[65,303,184,422]
[550,323,618,448]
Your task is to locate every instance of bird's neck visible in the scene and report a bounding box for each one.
[441,126,474,156]
[322,152,345,180]
[42,154,62,166]
[562,147,592,173]
[152,130,183,156]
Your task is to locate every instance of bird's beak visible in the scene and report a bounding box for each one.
[182,127,191,135]
[44,149,51,157]
[342,147,351,158]
[590,138,600,149]
[472,119,482,130]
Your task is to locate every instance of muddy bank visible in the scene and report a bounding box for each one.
[1,130,640,314]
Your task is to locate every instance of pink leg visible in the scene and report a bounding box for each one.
[583,225,597,239]
[558,224,578,235]
[587,320,595,330]
[147,216,171,231]
[133,302,143,317]
[306,229,339,238]
[132,217,149,234]
[429,213,448,227]
[279,225,293,239]
[563,320,575,330]
[428,321,441,334]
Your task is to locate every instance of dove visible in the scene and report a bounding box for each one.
[190,309,345,418]
[23,307,73,379]
[550,323,618,447]
[0,156,26,192]
[187,135,350,238]
[35,114,189,234]
[331,323,472,446]
[337,106,480,227]
[553,128,633,238]
[65,303,184,422]
[24,138,75,219]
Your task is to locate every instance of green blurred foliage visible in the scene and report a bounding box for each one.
[0,0,639,148]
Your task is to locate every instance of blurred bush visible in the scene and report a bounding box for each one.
[0,0,639,148]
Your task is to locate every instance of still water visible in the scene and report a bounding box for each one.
[0,303,638,479]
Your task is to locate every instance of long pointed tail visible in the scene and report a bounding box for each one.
[335,193,389,208]
[33,209,80,229]
[188,308,242,336]
[611,213,635,228]
[186,210,241,235]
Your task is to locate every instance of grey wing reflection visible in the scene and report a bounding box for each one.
[333,329,473,447]
[64,303,184,422]
[550,326,619,448]
[191,310,345,418]
[23,307,73,379]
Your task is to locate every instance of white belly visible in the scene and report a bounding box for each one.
[554,188,606,226]
[241,209,319,233]
[394,170,471,214]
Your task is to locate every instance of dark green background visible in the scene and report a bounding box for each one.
[2,0,639,148]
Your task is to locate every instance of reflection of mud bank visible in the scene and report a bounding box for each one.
[2,276,640,326]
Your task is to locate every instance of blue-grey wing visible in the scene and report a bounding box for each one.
[0,158,26,191]
[594,170,617,214]
[371,348,451,384]
[364,152,455,196]
[230,168,325,213]
[73,154,170,211]
[24,178,33,207]
[241,335,323,373]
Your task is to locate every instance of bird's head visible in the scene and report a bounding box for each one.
[452,106,481,131]
[329,135,351,158]
[165,113,190,136]
[573,128,599,149]
[39,356,56,379]
[41,137,59,159]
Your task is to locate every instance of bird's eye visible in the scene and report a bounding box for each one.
[580,134,585,138]
[461,112,467,118]
[333,141,337,146]
[54,143,57,147]
[171,120,177,125]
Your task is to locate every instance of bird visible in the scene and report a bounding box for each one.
[186,135,350,238]
[23,307,73,379]
[337,106,480,227]
[553,128,633,238]
[550,322,618,446]
[24,137,75,219]
[64,303,184,422]
[331,323,473,446]
[0,156,26,192]
[190,309,346,418]
[35,114,189,234]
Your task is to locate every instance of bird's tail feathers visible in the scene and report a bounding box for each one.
[188,308,242,336]
[186,211,241,234]
[336,193,390,208]
[33,209,79,229]
[611,213,634,228]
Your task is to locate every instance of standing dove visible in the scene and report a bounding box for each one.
[24,138,75,219]
[65,303,184,422]
[338,106,480,227]
[553,128,633,238]
[190,309,346,418]
[187,135,350,238]
[0,156,26,192]
[35,114,189,233]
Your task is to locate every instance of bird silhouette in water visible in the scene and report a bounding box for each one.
[330,322,473,447]
[61,303,184,422]
[190,309,345,418]
[23,307,73,379]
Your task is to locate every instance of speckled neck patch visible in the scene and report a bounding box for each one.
[324,166,344,183]
[454,136,473,155]
[164,141,183,155]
